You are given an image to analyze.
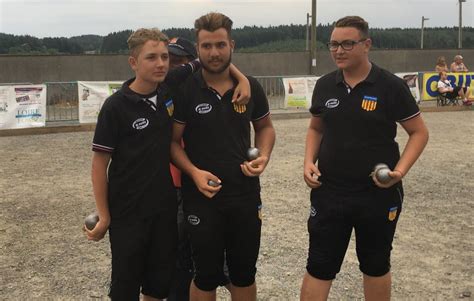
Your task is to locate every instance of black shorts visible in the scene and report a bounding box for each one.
[108,208,178,300]
[306,184,403,280]
[446,86,467,99]
[184,193,262,291]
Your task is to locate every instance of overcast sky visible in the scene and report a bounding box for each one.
[0,0,473,38]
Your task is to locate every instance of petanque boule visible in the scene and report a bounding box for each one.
[207,180,221,187]
[373,163,392,184]
[247,147,260,161]
[84,212,99,230]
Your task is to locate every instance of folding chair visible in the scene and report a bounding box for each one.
[436,91,459,106]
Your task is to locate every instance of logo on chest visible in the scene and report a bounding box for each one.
[195,103,212,114]
[325,98,340,109]
[361,95,378,111]
[132,118,149,130]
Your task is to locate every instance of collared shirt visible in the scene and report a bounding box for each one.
[309,63,420,193]
[173,70,270,199]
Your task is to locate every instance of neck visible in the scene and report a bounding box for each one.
[129,77,159,95]
[342,60,372,85]
[202,67,231,86]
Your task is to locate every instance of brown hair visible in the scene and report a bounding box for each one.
[335,16,369,39]
[436,56,446,65]
[127,28,169,57]
[194,12,233,39]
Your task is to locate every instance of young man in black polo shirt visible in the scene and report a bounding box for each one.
[85,28,250,301]
[171,12,275,301]
[300,16,429,300]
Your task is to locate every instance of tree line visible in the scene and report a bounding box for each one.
[1,24,473,55]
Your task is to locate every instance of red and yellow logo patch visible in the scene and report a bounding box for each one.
[388,206,398,221]
[361,95,378,111]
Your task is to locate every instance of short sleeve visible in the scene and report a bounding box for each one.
[437,81,443,89]
[388,79,420,122]
[249,77,270,121]
[92,99,119,153]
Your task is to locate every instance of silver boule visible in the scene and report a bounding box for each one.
[207,180,221,187]
[84,212,99,231]
[247,147,260,161]
[373,163,392,184]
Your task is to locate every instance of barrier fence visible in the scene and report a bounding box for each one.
[2,72,473,129]
[43,76,290,123]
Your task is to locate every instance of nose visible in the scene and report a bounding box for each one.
[209,46,219,57]
[335,45,345,53]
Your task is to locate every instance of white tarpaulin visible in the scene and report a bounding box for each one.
[0,85,47,130]
[78,81,123,124]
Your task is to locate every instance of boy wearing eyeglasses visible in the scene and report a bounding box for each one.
[300,16,429,300]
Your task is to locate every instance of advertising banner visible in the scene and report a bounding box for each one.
[421,72,474,101]
[395,72,421,103]
[282,77,320,108]
[0,85,47,130]
[78,81,122,124]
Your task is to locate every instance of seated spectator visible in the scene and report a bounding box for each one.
[437,71,471,106]
[435,56,449,72]
[450,55,469,72]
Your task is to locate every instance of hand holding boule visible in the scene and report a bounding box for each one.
[84,212,99,231]
[247,147,260,161]
[371,163,392,184]
[207,180,221,187]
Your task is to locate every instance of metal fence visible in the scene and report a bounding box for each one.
[43,76,296,123]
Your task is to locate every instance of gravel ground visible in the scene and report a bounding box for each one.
[0,110,473,300]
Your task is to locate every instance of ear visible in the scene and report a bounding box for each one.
[364,38,372,52]
[128,56,138,71]
[230,39,235,52]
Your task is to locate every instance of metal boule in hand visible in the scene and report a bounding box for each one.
[84,212,99,231]
[247,147,260,161]
[207,180,221,187]
[373,163,392,184]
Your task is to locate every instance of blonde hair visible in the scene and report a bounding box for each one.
[127,28,169,57]
[194,12,233,39]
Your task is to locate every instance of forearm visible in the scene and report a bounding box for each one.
[304,128,322,165]
[91,153,111,222]
[229,63,247,83]
[395,124,429,176]
[254,126,275,159]
[171,140,199,178]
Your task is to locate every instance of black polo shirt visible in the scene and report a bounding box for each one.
[92,63,198,224]
[309,63,420,193]
[173,71,270,200]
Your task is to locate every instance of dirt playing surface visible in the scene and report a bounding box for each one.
[1,110,473,300]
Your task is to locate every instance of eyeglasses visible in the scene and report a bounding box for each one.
[327,39,367,51]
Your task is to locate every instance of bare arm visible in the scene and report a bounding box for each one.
[373,115,429,188]
[229,63,250,104]
[86,151,111,241]
[240,115,275,177]
[303,116,324,188]
[170,122,221,198]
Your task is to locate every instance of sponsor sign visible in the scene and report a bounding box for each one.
[0,85,47,130]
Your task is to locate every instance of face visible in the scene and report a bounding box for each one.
[455,57,462,64]
[128,40,169,84]
[440,71,447,80]
[169,53,191,70]
[197,28,234,74]
[329,27,371,71]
